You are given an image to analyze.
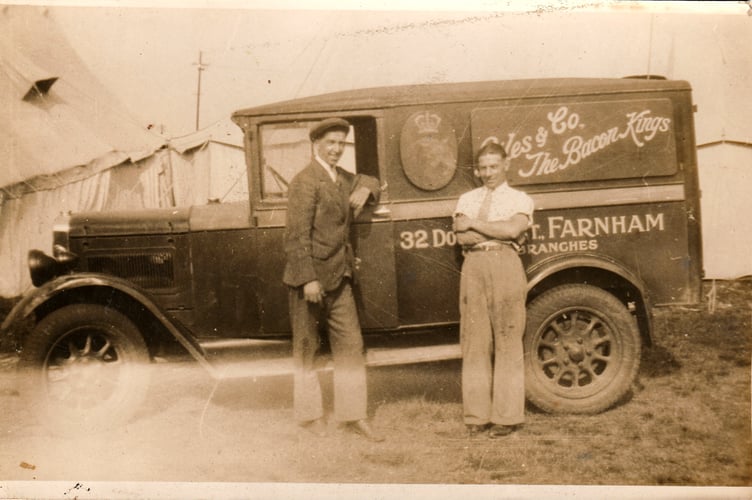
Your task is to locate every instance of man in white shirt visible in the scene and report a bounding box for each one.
[453,138,534,438]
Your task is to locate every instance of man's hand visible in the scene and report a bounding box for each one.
[303,280,325,304]
[452,214,474,233]
[349,186,371,218]
[456,229,487,246]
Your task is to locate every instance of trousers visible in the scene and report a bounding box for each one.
[288,279,367,423]
[459,246,527,426]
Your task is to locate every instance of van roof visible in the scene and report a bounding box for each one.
[231,77,691,121]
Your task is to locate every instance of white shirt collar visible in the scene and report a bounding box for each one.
[484,181,510,194]
[314,154,338,182]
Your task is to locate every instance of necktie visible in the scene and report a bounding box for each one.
[477,188,493,221]
[330,165,338,183]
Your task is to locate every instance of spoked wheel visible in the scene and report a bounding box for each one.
[17,304,151,434]
[524,284,641,414]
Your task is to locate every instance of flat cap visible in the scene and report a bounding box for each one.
[309,117,350,141]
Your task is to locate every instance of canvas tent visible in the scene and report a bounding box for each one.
[0,5,168,297]
[168,119,247,206]
[696,141,752,280]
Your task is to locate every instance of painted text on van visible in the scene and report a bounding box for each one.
[541,213,665,240]
[516,106,672,178]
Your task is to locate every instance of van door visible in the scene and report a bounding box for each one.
[252,116,399,333]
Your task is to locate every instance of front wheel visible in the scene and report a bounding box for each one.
[17,304,151,434]
[524,284,641,414]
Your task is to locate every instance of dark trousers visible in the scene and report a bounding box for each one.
[288,279,367,423]
[459,247,527,426]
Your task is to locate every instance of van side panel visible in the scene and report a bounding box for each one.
[521,201,693,305]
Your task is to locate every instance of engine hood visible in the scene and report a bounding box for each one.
[68,207,191,237]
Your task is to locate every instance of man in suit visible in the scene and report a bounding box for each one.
[283,117,384,442]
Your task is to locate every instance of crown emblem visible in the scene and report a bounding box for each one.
[414,111,442,135]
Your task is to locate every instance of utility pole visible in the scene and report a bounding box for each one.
[193,51,208,131]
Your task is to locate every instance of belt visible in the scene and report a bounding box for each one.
[464,241,519,253]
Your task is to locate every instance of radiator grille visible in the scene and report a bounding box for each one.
[87,252,175,289]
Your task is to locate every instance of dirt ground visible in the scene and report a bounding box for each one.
[0,280,750,499]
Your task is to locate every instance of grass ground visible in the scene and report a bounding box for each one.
[0,279,749,488]
[262,278,752,485]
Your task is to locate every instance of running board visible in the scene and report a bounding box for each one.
[205,343,461,380]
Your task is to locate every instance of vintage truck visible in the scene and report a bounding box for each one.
[2,77,703,432]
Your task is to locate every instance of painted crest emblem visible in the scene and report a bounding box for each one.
[400,110,458,191]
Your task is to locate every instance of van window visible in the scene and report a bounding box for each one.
[258,117,379,201]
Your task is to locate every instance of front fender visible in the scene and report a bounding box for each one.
[1,273,215,375]
[3,273,144,332]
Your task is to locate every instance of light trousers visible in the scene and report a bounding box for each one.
[289,279,367,423]
[459,247,527,426]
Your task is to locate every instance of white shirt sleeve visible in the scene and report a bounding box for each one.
[516,191,534,226]
[454,191,473,217]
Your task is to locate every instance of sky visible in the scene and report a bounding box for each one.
[38,1,751,140]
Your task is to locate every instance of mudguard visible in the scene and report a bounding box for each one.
[1,273,215,375]
[525,252,654,342]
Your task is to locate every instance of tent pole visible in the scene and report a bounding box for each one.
[194,50,208,131]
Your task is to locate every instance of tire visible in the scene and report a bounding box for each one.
[17,304,151,434]
[524,284,641,414]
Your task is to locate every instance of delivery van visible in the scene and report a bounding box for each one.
[3,77,702,431]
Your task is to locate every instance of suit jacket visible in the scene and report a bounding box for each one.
[283,160,381,292]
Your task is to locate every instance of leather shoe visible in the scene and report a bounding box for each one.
[488,424,520,438]
[466,423,489,437]
[300,417,327,437]
[345,419,385,442]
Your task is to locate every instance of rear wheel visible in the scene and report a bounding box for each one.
[524,284,641,414]
[17,304,151,434]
